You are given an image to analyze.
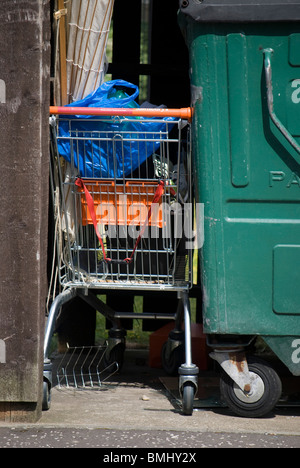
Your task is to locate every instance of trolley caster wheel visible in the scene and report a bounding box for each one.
[219,356,282,418]
[42,381,51,411]
[181,382,195,416]
[103,343,125,372]
[161,341,184,376]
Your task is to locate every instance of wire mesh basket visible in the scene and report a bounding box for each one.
[50,108,193,290]
[55,344,119,389]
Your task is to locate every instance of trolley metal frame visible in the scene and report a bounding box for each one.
[43,106,198,414]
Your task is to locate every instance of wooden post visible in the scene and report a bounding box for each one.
[0,1,50,423]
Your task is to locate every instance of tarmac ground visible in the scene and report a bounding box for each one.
[1,348,300,448]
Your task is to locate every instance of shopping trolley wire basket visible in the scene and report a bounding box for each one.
[49,106,194,290]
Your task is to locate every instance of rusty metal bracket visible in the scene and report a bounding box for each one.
[54,8,67,21]
[210,349,252,393]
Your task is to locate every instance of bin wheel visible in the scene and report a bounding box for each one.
[103,343,125,372]
[181,382,195,416]
[42,381,51,411]
[161,341,184,376]
[220,356,282,418]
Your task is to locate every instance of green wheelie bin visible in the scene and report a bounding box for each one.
[179,0,300,417]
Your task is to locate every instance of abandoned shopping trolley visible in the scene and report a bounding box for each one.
[43,105,199,414]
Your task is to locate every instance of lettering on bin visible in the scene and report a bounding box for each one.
[291,79,300,104]
[0,340,6,364]
[292,339,300,364]
[269,171,300,188]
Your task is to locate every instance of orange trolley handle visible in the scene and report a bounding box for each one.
[49,106,193,121]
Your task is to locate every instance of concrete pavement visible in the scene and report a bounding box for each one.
[0,348,300,448]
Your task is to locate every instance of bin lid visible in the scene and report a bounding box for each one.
[179,0,300,22]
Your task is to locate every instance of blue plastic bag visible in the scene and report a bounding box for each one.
[56,80,175,179]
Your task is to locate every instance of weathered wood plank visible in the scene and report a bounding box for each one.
[0,0,50,422]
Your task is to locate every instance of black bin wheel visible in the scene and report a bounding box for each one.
[220,356,282,418]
